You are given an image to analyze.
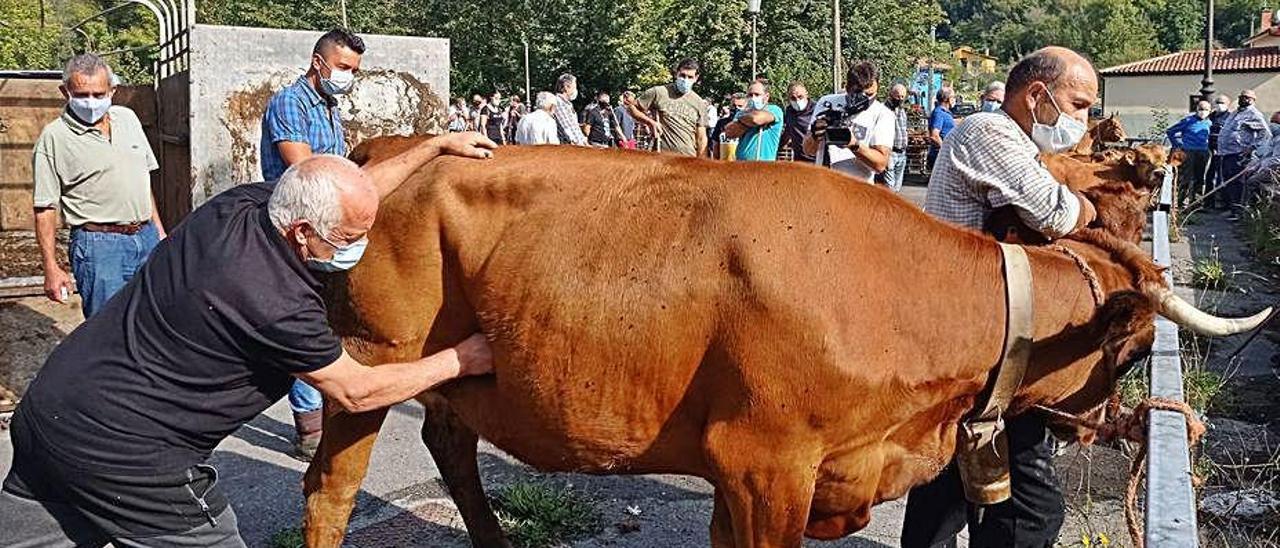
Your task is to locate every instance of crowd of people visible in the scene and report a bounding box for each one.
[7,17,1270,546]
[1166,88,1280,212]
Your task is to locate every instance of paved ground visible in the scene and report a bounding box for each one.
[0,180,1166,548]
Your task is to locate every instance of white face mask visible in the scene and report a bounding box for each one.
[748,96,767,110]
[306,231,368,272]
[68,95,112,124]
[790,98,808,111]
[1029,87,1087,154]
[1216,103,1229,113]
[318,56,355,96]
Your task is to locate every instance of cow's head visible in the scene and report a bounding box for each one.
[1009,228,1269,442]
[1089,113,1127,145]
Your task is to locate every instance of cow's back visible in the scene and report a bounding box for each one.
[342,145,1006,478]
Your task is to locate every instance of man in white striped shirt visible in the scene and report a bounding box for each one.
[907,46,1099,548]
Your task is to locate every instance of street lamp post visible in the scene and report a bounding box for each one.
[832,0,841,92]
[747,0,761,80]
[1200,0,1216,101]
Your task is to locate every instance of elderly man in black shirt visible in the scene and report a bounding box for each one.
[1,133,497,547]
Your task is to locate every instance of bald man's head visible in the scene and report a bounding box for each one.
[268,154,379,268]
[890,83,907,101]
[1003,46,1099,144]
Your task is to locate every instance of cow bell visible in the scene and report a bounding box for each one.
[956,420,1012,505]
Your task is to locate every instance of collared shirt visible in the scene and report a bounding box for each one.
[928,105,956,147]
[1166,114,1211,151]
[32,106,158,226]
[552,95,588,145]
[781,101,816,161]
[892,104,909,151]
[1217,105,1272,157]
[515,109,560,145]
[260,76,345,180]
[923,112,1080,239]
[14,182,341,475]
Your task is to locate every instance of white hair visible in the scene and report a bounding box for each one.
[267,155,351,236]
[986,80,1005,94]
[535,91,557,110]
[63,53,115,86]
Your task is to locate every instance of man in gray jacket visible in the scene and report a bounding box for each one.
[1217,89,1272,209]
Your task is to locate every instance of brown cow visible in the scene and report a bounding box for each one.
[302,137,1265,548]
[986,143,1181,245]
[1069,113,1127,155]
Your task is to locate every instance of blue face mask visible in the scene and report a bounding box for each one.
[674,77,694,95]
[307,231,368,272]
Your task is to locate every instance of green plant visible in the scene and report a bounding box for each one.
[1191,249,1227,289]
[1141,107,1174,141]
[491,481,601,548]
[1242,199,1280,265]
[269,527,303,548]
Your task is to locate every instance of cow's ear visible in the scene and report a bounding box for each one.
[1121,149,1137,166]
[1099,292,1157,377]
[1168,149,1186,167]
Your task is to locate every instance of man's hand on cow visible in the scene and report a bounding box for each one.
[1071,191,1098,233]
[432,131,497,160]
[453,333,495,377]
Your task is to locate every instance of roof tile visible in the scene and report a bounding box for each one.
[1100,47,1280,76]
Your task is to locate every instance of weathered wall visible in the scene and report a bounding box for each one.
[189,24,449,206]
[1102,72,1280,137]
[0,79,158,231]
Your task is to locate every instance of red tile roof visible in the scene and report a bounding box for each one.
[1100,47,1280,76]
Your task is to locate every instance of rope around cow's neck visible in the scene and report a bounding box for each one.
[1033,398,1206,548]
[1046,244,1106,307]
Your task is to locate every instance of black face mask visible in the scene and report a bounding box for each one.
[886,97,903,110]
[1240,97,1255,108]
[598,99,610,107]
[845,90,872,115]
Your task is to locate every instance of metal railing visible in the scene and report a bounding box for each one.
[1146,169,1200,546]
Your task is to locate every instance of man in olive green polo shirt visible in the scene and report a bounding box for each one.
[33,53,166,317]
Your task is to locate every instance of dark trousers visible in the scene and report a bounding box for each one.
[1177,149,1210,205]
[1,409,245,547]
[1220,152,1251,208]
[901,414,1065,548]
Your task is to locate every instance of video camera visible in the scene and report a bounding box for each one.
[817,92,873,147]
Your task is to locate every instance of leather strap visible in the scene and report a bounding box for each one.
[978,242,1035,423]
[956,242,1035,504]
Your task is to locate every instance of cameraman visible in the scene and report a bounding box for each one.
[802,60,895,182]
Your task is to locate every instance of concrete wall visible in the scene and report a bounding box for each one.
[1103,72,1280,138]
[188,24,449,206]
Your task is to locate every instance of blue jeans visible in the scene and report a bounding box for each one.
[70,223,159,318]
[289,380,323,414]
[885,151,908,192]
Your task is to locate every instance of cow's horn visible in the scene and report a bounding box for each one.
[1154,288,1272,336]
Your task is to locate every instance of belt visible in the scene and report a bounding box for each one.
[892,147,906,153]
[78,221,149,235]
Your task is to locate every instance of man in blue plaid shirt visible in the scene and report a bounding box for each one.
[259,28,365,461]
[261,29,363,182]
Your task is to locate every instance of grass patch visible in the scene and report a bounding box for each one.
[1192,256,1228,289]
[269,527,304,548]
[1115,342,1225,416]
[1242,199,1280,265]
[491,481,601,547]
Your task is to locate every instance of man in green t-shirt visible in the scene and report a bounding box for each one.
[627,58,709,156]
[723,79,785,161]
